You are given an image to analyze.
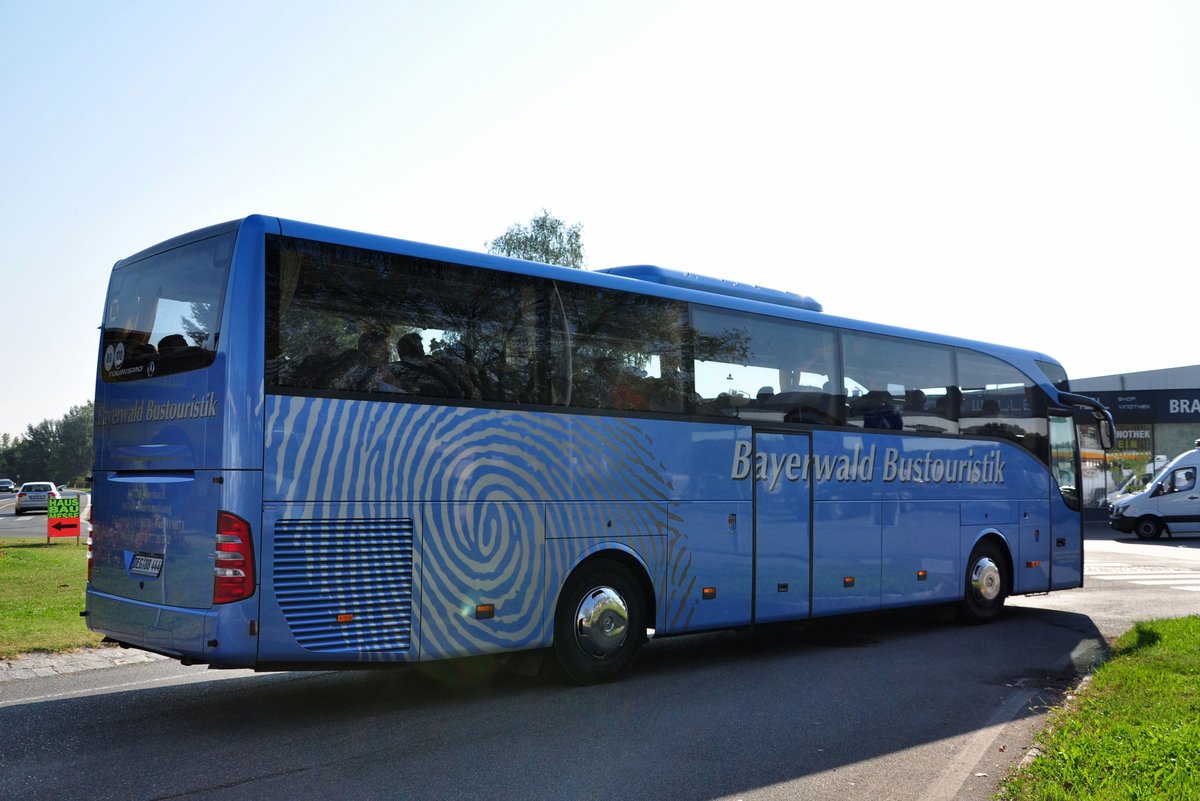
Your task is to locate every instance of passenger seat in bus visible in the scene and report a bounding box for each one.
[776,390,845,425]
[851,390,902,430]
[157,334,189,355]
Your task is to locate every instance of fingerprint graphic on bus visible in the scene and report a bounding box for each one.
[264,396,691,658]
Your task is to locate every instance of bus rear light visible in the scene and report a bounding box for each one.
[85,503,94,582]
[213,511,255,604]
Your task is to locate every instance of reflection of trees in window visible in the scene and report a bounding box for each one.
[267,237,715,414]
[419,279,544,403]
[550,283,692,413]
[268,238,544,400]
[693,325,751,368]
[182,302,214,348]
[101,232,231,382]
[263,235,1055,463]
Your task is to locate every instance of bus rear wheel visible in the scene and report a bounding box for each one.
[960,540,1008,625]
[1134,517,1164,540]
[553,559,645,684]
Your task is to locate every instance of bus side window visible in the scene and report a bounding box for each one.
[690,306,839,425]
[842,332,954,433]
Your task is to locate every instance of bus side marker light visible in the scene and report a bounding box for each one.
[843,577,856,588]
[702,587,717,600]
[337,613,354,623]
[1026,561,1042,568]
[917,570,928,581]
[476,604,495,620]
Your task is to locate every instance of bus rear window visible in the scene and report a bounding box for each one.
[101,232,233,382]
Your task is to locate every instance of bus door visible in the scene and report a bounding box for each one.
[753,431,813,623]
[1048,412,1085,589]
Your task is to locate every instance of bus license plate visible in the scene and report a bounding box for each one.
[130,553,164,578]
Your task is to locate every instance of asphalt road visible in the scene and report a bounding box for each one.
[2,523,1198,801]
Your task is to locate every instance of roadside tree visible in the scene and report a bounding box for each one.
[487,210,585,268]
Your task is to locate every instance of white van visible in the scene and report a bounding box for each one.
[1109,443,1200,539]
[1104,455,1170,507]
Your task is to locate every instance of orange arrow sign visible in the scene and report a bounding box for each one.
[47,516,81,539]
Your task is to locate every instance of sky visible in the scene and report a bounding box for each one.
[3,1,1199,440]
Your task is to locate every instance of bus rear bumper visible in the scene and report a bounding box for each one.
[85,587,258,667]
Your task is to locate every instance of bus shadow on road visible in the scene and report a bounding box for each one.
[1,603,1104,801]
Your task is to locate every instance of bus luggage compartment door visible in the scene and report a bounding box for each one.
[753,432,812,623]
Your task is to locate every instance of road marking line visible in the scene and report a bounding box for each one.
[1129,578,1200,586]
[1090,573,1200,580]
[923,687,1038,801]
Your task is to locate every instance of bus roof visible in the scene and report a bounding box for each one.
[597,265,823,312]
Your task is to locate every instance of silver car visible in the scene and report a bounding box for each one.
[0,479,15,493]
[14,482,60,515]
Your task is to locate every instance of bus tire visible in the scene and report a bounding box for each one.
[960,540,1008,625]
[553,559,645,684]
[1134,517,1163,540]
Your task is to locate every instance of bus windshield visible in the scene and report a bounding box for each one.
[100,231,234,382]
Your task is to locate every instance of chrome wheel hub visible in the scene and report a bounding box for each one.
[574,586,629,659]
[970,557,1002,601]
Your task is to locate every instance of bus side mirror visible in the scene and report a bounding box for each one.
[1095,411,1114,450]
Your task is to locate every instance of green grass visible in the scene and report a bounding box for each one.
[0,537,104,658]
[1001,616,1200,801]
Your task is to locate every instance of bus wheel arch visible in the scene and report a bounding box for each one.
[959,535,1011,625]
[1134,516,1164,540]
[552,553,652,684]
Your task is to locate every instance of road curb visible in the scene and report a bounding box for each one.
[0,646,167,682]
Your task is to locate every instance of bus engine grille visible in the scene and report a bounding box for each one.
[273,518,415,653]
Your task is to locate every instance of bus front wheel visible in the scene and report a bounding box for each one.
[960,540,1008,625]
[553,559,645,684]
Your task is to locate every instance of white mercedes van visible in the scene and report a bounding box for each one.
[1110,442,1200,539]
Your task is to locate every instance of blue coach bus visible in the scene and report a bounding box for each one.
[85,215,1114,683]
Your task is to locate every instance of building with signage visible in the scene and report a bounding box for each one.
[1074,365,1200,513]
